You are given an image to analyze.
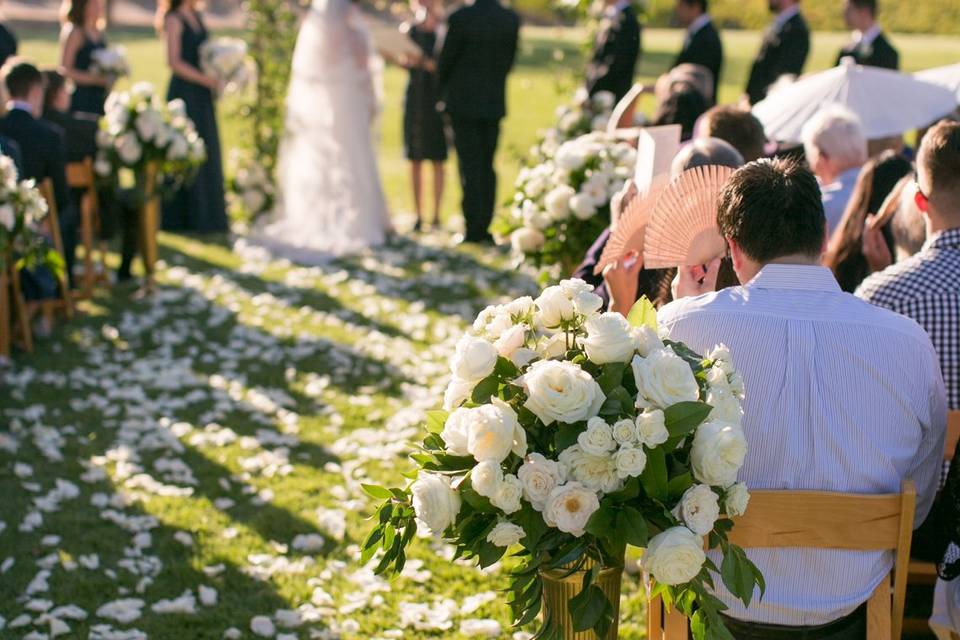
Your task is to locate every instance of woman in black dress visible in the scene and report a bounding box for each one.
[59,0,110,115]
[0,2,17,70]
[401,0,447,232]
[157,0,227,233]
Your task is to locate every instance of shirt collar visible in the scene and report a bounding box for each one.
[746,264,842,292]
[687,13,712,36]
[773,4,800,31]
[8,101,33,115]
[923,227,960,252]
[854,23,882,46]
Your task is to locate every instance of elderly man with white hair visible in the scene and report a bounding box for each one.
[801,106,868,235]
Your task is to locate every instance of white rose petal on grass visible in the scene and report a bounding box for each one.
[250,615,275,637]
[486,522,526,548]
[725,482,751,517]
[690,421,748,487]
[198,585,218,607]
[291,533,325,553]
[517,453,567,511]
[490,475,523,515]
[611,419,638,445]
[96,599,144,624]
[471,460,504,499]
[636,410,669,448]
[440,407,472,457]
[450,335,498,383]
[542,482,600,537]
[674,484,721,535]
[632,348,701,410]
[460,619,503,637]
[467,399,526,463]
[411,473,461,535]
[642,527,706,586]
[517,360,605,426]
[613,445,647,479]
[583,313,635,364]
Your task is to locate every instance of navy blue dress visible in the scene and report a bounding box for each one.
[0,23,17,69]
[402,25,447,162]
[70,31,108,116]
[161,11,227,233]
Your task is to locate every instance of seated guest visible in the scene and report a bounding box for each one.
[0,10,16,69]
[697,105,768,162]
[836,0,899,70]
[801,105,868,236]
[660,157,947,634]
[0,133,21,174]
[652,83,709,141]
[822,150,912,292]
[41,69,97,162]
[671,0,722,103]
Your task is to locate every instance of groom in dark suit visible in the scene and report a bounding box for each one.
[438,0,520,245]
[585,0,641,103]
[672,0,723,103]
[835,0,898,70]
[744,0,810,105]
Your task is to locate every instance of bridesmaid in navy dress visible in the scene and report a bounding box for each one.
[0,1,17,70]
[157,0,227,233]
[59,0,110,115]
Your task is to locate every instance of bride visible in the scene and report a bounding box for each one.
[251,0,392,261]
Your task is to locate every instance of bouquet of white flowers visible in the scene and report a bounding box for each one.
[496,132,636,278]
[0,156,63,274]
[90,46,131,79]
[528,89,616,165]
[95,83,206,192]
[362,282,764,640]
[227,150,274,223]
[200,37,255,96]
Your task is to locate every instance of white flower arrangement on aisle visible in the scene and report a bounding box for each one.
[227,150,274,224]
[528,88,616,164]
[496,132,636,278]
[200,37,256,96]
[95,83,206,192]
[362,281,764,640]
[0,156,63,274]
[90,46,131,79]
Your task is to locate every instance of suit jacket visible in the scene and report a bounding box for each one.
[437,0,520,121]
[586,5,641,103]
[43,109,99,163]
[673,19,723,101]
[745,11,810,105]
[835,31,899,70]
[0,135,23,177]
[0,109,70,213]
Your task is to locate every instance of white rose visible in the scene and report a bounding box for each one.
[451,335,498,383]
[411,473,461,535]
[94,156,112,177]
[555,141,586,170]
[631,348,701,410]
[467,399,526,463]
[166,134,189,161]
[559,278,594,297]
[545,185,575,221]
[725,482,751,517]
[534,285,575,328]
[494,324,527,361]
[706,386,743,425]
[674,484,720,535]
[642,527,706,586]
[440,407,472,456]
[471,460,504,498]
[490,474,523,514]
[517,453,567,511]
[613,445,647,479]
[611,419,637,445]
[505,296,534,318]
[134,109,160,142]
[690,421,748,487]
[583,313,636,364]
[592,90,615,110]
[487,521,526,547]
[578,417,616,456]
[571,290,604,318]
[0,203,14,231]
[443,377,475,410]
[510,227,545,254]
[536,332,568,360]
[632,325,664,358]
[728,372,745,399]
[569,194,596,220]
[116,133,142,165]
[517,360,605,426]
[559,444,621,494]
[242,189,266,214]
[542,482,600,537]
[636,410,669,448]
[709,344,734,375]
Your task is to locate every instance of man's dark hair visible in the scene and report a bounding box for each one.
[717,158,826,263]
[918,120,960,205]
[680,0,708,11]
[849,0,878,16]
[3,60,43,100]
[701,106,768,163]
[41,69,67,111]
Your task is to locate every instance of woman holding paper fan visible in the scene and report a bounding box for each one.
[156,0,227,233]
[59,0,110,115]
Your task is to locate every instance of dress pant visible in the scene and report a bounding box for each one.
[720,604,867,640]
[450,116,501,242]
[58,202,79,290]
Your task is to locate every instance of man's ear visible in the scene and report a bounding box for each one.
[914,189,929,215]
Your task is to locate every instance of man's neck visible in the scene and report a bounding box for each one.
[925,209,960,236]
[766,254,822,267]
[7,100,35,116]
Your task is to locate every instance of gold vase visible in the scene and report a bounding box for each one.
[540,557,623,640]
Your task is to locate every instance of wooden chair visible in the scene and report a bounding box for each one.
[1,251,33,355]
[66,159,109,299]
[648,480,917,640]
[25,180,74,326]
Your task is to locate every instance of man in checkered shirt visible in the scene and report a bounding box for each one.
[857,120,960,412]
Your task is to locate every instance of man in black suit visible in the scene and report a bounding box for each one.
[0,61,77,287]
[835,0,899,70]
[585,0,641,103]
[672,0,722,103]
[744,0,810,105]
[41,70,98,163]
[438,0,520,244]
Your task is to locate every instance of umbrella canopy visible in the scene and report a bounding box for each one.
[915,63,960,100]
[753,58,958,144]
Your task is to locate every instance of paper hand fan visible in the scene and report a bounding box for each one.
[643,165,734,269]
[593,174,669,276]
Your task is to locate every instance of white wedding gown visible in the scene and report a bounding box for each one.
[250,0,391,262]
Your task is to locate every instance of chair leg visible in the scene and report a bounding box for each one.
[866,576,891,640]
[0,266,10,359]
[80,199,95,299]
[9,266,32,353]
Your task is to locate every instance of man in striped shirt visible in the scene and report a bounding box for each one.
[658,158,947,637]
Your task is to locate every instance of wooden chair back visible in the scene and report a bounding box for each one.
[66,161,95,190]
[34,179,73,319]
[648,481,917,640]
[66,159,106,298]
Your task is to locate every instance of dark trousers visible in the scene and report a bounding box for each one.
[58,203,79,290]
[720,604,866,640]
[450,116,501,242]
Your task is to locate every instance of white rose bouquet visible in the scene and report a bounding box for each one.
[362,282,764,639]
[0,156,64,275]
[226,150,274,224]
[90,46,131,79]
[495,132,635,279]
[527,88,617,165]
[199,37,255,96]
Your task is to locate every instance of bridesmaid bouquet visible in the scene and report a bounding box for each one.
[90,46,131,79]
[227,150,274,224]
[361,284,764,639]
[0,156,63,273]
[199,37,255,96]
[497,132,635,279]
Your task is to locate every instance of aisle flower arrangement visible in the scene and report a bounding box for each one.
[0,156,63,272]
[90,46,131,80]
[527,89,617,165]
[200,37,256,96]
[498,133,635,280]
[227,150,274,224]
[362,281,764,639]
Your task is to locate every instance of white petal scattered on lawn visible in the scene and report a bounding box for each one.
[460,618,503,637]
[95,598,145,624]
[250,614,276,637]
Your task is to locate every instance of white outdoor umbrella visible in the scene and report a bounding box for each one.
[915,62,960,100]
[752,58,959,144]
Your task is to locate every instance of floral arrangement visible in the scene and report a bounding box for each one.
[95,83,206,192]
[527,89,616,166]
[0,157,64,274]
[362,280,764,639]
[200,37,256,96]
[497,132,635,279]
[90,45,131,79]
[227,150,274,224]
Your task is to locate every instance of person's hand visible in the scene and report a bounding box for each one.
[674,257,721,299]
[862,214,893,273]
[603,250,642,316]
[421,57,437,73]
[609,179,638,231]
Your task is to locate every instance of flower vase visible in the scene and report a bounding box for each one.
[540,557,623,640]
[136,162,161,292]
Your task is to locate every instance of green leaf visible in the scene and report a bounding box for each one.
[619,506,649,547]
[361,484,393,500]
[667,472,694,500]
[607,477,640,502]
[585,503,616,539]
[597,363,625,394]
[495,356,520,379]
[626,295,658,331]
[432,453,478,471]
[478,540,507,568]
[381,524,396,550]
[514,503,548,550]
[471,375,500,404]
[554,422,584,453]
[720,546,755,608]
[570,585,612,633]
[422,433,445,451]
[664,402,713,439]
[425,410,449,434]
[460,481,497,514]
[599,386,634,419]
[640,447,668,501]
